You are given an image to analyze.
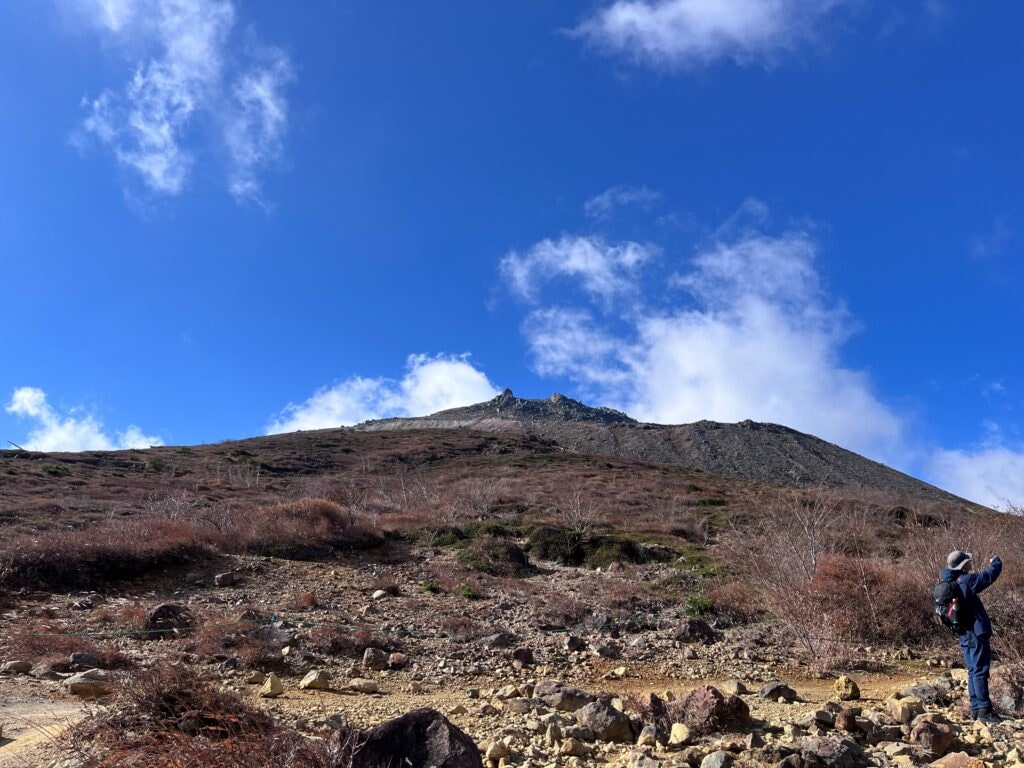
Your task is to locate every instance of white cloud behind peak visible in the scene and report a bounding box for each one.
[72,0,293,203]
[267,354,501,434]
[575,0,855,70]
[6,386,163,452]
[505,208,904,465]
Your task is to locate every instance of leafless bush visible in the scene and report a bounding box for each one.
[553,484,602,536]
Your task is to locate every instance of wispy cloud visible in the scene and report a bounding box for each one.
[72,0,294,203]
[6,386,163,452]
[584,185,662,220]
[574,0,855,70]
[267,354,501,434]
[968,215,1013,259]
[503,202,906,465]
[500,235,659,305]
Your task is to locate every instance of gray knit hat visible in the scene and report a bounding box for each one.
[947,550,973,570]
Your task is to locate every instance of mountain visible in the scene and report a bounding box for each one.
[358,389,964,504]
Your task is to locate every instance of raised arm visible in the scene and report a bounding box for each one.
[964,556,1003,594]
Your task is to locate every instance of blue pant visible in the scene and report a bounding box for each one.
[958,631,992,711]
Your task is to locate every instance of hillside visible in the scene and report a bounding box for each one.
[358,390,963,504]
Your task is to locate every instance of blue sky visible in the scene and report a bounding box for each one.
[2,1,1023,507]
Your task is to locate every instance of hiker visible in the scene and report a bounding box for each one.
[939,550,1002,723]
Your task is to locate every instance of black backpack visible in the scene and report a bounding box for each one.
[934,578,969,634]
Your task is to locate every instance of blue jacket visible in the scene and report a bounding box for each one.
[940,557,1002,637]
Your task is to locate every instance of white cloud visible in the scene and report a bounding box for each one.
[575,0,854,70]
[500,235,659,304]
[72,0,293,202]
[509,213,905,464]
[584,185,662,220]
[225,48,294,204]
[6,386,163,452]
[267,354,501,434]
[929,445,1024,509]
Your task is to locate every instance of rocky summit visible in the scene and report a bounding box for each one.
[358,390,965,504]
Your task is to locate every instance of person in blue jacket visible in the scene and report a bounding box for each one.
[940,550,1003,723]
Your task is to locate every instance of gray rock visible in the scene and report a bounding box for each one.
[760,681,797,702]
[576,700,634,743]
[64,669,113,698]
[362,647,390,671]
[700,750,732,768]
[2,660,32,674]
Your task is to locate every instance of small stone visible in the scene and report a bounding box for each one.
[244,671,265,684]
[669,722,691,746]
[760,682,797,702]
[485,741,510,761]
[744,732,764,749]
[886,693,924,724]
[348,678,379,694]
[564,635,586,652]
[299,670,330,690]
[546,721,563,746]
[450,704,468,716]
[2,661,32,674]
[387,652,409,669]
[834,676,860,701]
[371,589,387,601]
[637,724,658,747]
[214,572,236,587]
[362,647,389,671]
[259,673,284,698]
[560,738,591,757]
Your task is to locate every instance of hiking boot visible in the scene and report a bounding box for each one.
[976,708,1003,724]
[970,709,979,721]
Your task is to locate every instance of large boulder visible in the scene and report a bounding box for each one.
[675,685,751,735]
[351,708,481,768]
[799,736,863,768]
[534,680,596,712]
[144,604,196,638]
[576,700,635,743]
[674,619,720,644]
[910,715,958,759]
[990,667,1024,717]
[900,677,955,705]
[64,669,114,698]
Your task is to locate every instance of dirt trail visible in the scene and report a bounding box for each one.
[0,697,84,768]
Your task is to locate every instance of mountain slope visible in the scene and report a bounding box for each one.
[358,389,963,503]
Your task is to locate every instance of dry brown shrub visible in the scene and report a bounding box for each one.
[66,666,347,768]
[6,620,133,669]
[533,593,591,629]
[438,615,482,640]
[0,517,215,592]
[810,554,933,645]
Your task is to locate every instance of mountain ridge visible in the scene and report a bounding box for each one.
[358,389,965,504]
